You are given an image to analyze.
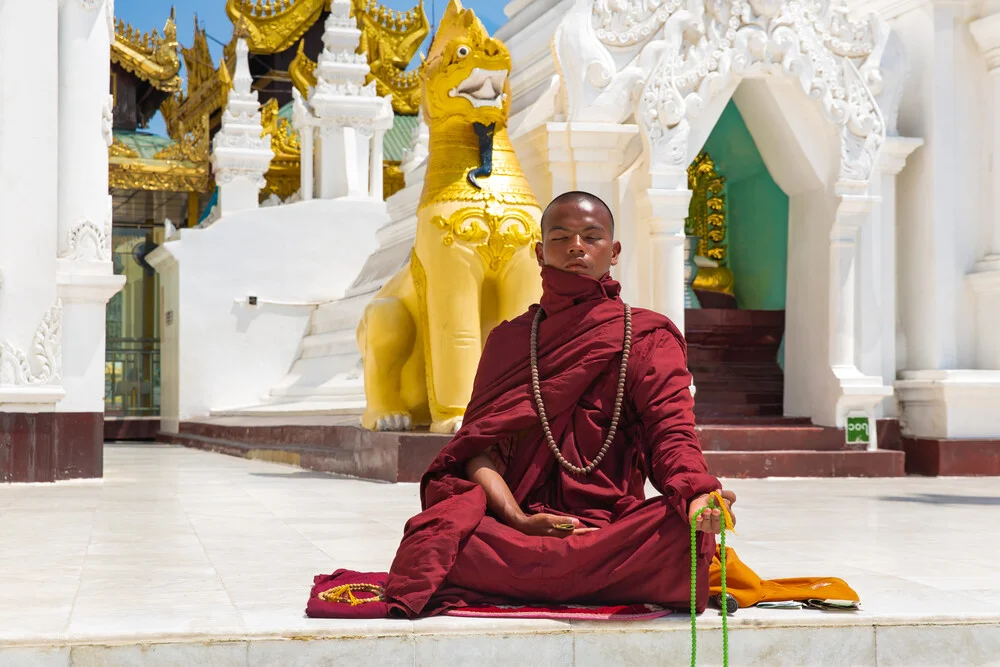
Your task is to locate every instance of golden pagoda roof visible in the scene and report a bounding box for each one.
[110,9,182,93]
[108,117,212,193]
[225,0,328,55]
[159,17,233,141]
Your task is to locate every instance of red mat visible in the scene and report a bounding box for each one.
[444,603,671,621]
[306,570,672,621]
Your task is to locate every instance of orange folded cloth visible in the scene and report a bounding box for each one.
[709,547,860,609]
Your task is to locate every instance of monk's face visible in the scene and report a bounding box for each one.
[535,200,621,280]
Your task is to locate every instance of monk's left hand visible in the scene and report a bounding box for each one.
[688,489,736,534]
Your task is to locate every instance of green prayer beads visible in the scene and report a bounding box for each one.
[690,497,729,667]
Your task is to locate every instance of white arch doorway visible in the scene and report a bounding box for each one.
[633,1,893,431]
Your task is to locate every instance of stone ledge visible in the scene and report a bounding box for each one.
[896,370,1000,438]
[902,437,1000,476]
[2,614,999,667]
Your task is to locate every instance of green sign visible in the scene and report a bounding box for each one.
[846,416,871,445]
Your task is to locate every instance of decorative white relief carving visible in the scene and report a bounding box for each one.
[210,38,274,188]
[61,195,113,262]
[102,93,114,147]
[64,221,112,261]
[307,0,391,135]
[78,0,100,10]
[554,0,650,124]
[0,301,63,386]
[591,0,678,46]
[632,0,887,181]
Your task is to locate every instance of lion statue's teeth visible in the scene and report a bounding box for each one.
[450,67,508,108]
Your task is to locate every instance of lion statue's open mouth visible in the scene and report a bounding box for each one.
[450,68,508,109]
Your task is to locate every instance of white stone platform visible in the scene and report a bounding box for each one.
[2,444,999,666]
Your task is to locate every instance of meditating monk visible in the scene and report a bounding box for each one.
[308,191,740,619]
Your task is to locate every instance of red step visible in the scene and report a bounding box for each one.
[705,450,904,478]
[696,424,848,452]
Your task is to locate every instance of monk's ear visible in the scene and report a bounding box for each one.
[611,240,622,266]
[535,241,545,267]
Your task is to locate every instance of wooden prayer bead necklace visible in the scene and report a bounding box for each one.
[530,304,632,476]
[318,583,385,606]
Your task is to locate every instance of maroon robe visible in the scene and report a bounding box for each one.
[381,267,720,618]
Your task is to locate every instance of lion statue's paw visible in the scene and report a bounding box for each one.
[430,416,464,434]
[369,412,414,432]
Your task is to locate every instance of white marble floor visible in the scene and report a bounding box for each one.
[2,444,1000,666]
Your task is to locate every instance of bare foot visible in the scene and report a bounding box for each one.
[430,416,463,434]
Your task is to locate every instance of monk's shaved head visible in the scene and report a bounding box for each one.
[536,191,621,279]
[540,191,615,236]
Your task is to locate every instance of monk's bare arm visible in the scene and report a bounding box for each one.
[465,454,597,537]
[465,454,525,527]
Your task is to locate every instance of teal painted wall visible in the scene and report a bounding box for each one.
[700,101,789,311]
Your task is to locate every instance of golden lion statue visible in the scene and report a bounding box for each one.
[357,0,542,433]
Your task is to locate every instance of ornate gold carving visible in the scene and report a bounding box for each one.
[289,40,318,99]
[109,138,139,158]
[108,161,212,193]
[261,99,303,200]
[430,201,538,272]
[383,160,405,199]
[354,0,429,115]
[109,118,212,194]
[111,9,182,92]
[686,151,735,295]
[160,19,232,141]
[224,0,327,54]
[153,116,210,163]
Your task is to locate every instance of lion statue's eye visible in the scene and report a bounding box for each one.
[456,45,470,58]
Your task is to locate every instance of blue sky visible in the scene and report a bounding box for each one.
[116,0,508,136]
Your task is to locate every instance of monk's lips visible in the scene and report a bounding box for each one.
[450,68,508,108]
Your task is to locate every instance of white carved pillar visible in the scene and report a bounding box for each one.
[969,13,1000,369]
[58,0,113,261]
[210,39,274,216]
[827,182,893,439]
[545,123,574,198]
[370,129,385,199]
[292,89,314,201]
[54,0,125,414]
[307,0,393,200]
[566,123,639,213]
[862,137,922,417]
[971,13,1000,265]
[646,175,691,331]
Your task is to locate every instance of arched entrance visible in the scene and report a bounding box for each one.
[683,97,790,420]
[533,0,903,434]
[635,6,893,430]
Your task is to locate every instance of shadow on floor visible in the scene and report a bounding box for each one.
[879,493,1000,506]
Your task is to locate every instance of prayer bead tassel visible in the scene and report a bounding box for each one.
[530,304,631,476]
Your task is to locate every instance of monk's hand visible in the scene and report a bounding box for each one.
[512,513,598,538]
[688,489,737,534]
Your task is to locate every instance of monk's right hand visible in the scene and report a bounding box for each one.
[511,513,599,538]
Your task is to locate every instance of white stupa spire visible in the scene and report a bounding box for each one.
[210,38,275,216]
